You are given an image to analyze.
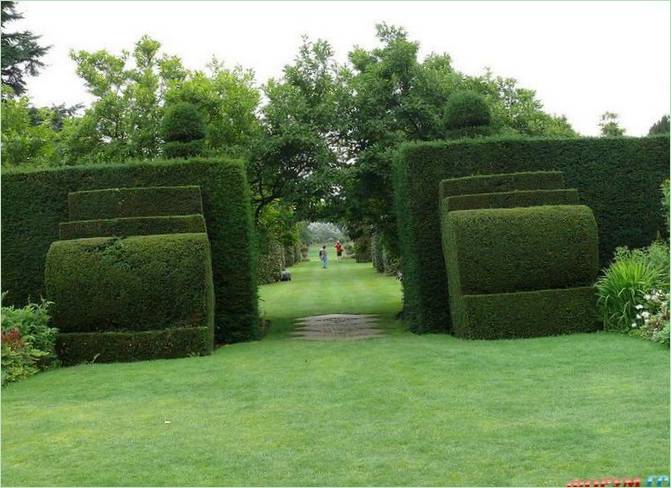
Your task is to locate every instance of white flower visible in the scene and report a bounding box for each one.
[631,323,637,328]
[641,311,651,319]
[636,314,642,319]
[644,295,651,300]
[635,304,644,310]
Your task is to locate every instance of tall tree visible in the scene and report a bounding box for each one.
[1,1,49,97]
[339,24,576,252]
[599,111,625,137]
[648,114,670,135]
[248,37,350,222]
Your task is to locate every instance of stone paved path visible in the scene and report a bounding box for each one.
[291,314,384,340]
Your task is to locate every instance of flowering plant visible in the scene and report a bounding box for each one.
[631,289,670,346]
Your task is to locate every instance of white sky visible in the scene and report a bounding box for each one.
[14,0,671,136]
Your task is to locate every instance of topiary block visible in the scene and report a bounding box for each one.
[438,171,565,203]
[68,185,203,220]
[441,205,599,295]
[442,188,579,212]
[452,286,598,339]
[59,214,206,240]
[45,233,214,337]
[56,327,213,365]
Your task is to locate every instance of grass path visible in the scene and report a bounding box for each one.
[1,253,669,486]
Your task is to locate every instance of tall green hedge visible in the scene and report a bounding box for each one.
[394,136,669,333]
[1,158,258,343]
[59,214,206,240]
[69,185,203,220]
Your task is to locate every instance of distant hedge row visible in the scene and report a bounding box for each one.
[394,135,670,333]
[1,158,258,343]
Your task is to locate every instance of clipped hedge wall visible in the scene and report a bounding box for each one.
[45,234,214,334]
[454,287,598,339]
[56,327,212,365]
[394,136,669,333]
[442,205,599,295]
[69,185,203,220]
[59,214,206,240]
[2,158,258,343]
[444,189,578,212]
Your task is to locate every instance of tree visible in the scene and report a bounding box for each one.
[247,37,350,222]
[649,115,670,135]
[1,1,49,97]
[599,111,625,137]
[339,24,576,256]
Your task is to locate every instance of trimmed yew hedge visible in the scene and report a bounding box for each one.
[45,234,214,334]
[442,205,599,295]
[1,158,258,343]
[454,287,597,339]
[56,327,213,365]
[59,214,206,240]
[443,189,579,212]
[394,135,669,333]
[438,171,565,202]
[68,185,203,220]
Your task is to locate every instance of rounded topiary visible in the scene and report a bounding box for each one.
[160,102,206,158]
[444,90,492,129]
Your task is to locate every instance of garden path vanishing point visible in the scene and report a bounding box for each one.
[291,314,384,340]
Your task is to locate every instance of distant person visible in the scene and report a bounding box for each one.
[335,240,343,262]
[319,245,328,269]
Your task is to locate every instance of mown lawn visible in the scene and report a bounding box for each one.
[1,252,669,486]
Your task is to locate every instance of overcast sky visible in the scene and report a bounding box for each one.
[14,1,671,136]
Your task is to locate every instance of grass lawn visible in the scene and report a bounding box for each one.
[1,251,669,486]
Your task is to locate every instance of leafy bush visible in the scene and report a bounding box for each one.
[632,289,670,346]
[596,247,667,332]
[60,214,206,240]
[394,135,669,333]
[257,239,284,284]
[444,90,492,129]
[1,158,258,344]
[1,297,58,385]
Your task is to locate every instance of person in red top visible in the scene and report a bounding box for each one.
[335,240,343,262]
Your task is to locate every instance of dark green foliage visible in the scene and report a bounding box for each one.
[163,140,205,159]
[371,234,385,273]
[439,171,565,202]
[257,239,284,284]
[648,115,670,136]
[59,215,206,240]
[442,205,599,295]
[1,158,258,343]
[354,235,372,263]
[160,103,206,142]
[393,136,669,333]
[1,2,50,97]
[45,234,214,335]
[443,189,578,212]
[56,327,212,365]
[454,287,598,339]
[68,185,203,220]
[444,90,492,129]
[161,103,206,159]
